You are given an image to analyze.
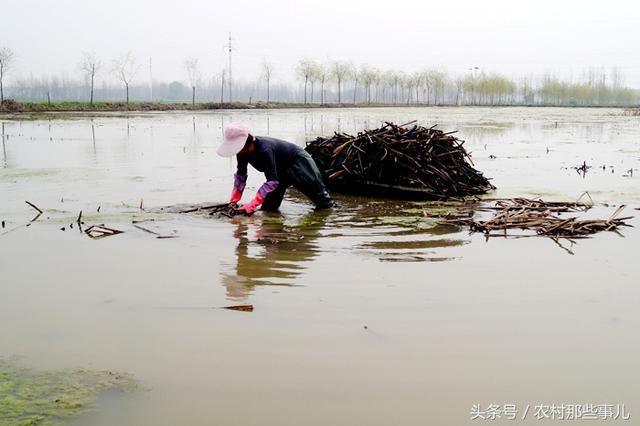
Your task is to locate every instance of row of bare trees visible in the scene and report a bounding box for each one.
[294,59,637,107]
[296,59,355,104]
[296,59,476,106]
[1,45,637,107]
[182,57,273,105]
[294,59,481,106]
[78,52,139,105]
[6,48,159,106]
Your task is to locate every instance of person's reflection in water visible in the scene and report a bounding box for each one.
[221,208,330,301]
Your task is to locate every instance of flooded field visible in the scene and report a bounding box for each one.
[1,107,639,425]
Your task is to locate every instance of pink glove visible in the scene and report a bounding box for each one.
[236,194,265,215]
[229,173,247,204]
[230,188,242,204]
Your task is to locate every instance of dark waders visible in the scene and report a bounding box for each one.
[262,150,335,210]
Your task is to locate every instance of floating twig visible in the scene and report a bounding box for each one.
[133,224,159,235]
[25,200,43,214]
[222,304,254,312]
[85,224,124,239]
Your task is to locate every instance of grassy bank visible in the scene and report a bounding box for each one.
[0,100,288,113]
[1,99,638,114]
[0,99,389,113]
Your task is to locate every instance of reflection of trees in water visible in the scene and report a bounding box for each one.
[458,122,513,141]
[221,211,329,301]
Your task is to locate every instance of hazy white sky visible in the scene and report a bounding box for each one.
[2,0,640,86]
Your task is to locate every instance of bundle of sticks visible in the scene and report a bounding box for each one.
[305,121,494,198]
[179,203,241,217]
[444,198,633,238]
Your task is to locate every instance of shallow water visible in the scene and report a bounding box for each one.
[1,107,639,425]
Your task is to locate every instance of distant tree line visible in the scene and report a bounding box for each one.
[0,46,637,107]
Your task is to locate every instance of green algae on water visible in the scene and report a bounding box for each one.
[0,358,139,426]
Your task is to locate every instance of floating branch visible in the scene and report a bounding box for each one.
[222,304,254,312]
[443,198,633,239]
[85,224,124,239]
[25,201,43,214]
[133,223,179,239]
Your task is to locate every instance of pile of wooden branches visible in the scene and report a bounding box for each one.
[444,198,633,238]
[305,121,494,198]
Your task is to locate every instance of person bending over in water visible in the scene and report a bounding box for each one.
[216,122,336,215]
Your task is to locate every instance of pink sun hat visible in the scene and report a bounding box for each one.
[217,122,250,157]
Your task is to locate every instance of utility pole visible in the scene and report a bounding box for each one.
[227,32,233,102]
[220,70,226,104]
[149,57,153,101]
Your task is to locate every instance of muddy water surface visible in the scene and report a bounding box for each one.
[1,107,639,425]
